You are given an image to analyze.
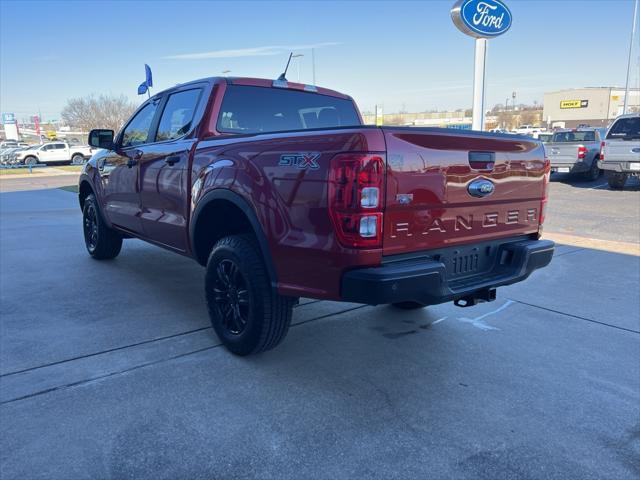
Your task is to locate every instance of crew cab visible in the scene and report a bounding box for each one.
[545,128,604,180]
[79,76,554,355]
[15,141,95,165]
[598,113,640,189]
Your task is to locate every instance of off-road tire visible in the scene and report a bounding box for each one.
[205,234,294,355]
[606,171,628,190]
[82,194,122,259]
[391,301,427,310]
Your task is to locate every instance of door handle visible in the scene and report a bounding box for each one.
[165,155,181,166]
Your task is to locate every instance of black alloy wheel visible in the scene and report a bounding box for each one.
[212,259,250,335]
[81,193,122,259]
[205,234,295,355]
[83,202,99,253]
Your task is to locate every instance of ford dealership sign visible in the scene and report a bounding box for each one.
[451,0,512,38]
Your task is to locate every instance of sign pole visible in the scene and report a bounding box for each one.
[472,38,487,131]
[451,0,511,132]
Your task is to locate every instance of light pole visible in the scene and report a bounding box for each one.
[624,0,639,113]
[311,48,316,85]
[291,53,304,82]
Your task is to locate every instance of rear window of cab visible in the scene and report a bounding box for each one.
[217,85,361,134]
[607,117,640,139]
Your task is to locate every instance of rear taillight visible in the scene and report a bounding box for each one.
[328,153,385,248]
[577,146,587,160]
[600,141,605,161]
[540,157,550,231]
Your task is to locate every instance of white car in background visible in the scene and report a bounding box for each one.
[513,125,546,136]
[598,113,640,189]
[13,142,96,166]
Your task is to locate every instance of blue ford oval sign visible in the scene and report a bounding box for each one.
[467,179,495,198]
[451,0,512,38]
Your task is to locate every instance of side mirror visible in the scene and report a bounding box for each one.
[88,129,115,150]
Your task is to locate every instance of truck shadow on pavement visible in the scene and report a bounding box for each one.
[550,172,640,190]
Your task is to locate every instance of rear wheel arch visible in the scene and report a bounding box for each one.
[191,190,277,288]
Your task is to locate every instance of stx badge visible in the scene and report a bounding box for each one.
[279,152,320,170]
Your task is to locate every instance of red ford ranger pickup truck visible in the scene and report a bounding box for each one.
[80,76,554,355]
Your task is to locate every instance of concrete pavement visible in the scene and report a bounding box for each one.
[0,187,638,479]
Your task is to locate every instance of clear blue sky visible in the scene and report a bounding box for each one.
[1,0,638,121]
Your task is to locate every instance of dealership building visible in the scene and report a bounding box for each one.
[543,87,640,129]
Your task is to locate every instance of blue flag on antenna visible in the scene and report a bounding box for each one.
[137,64,153,95]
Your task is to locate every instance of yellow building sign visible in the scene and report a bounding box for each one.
[560,99,589,109]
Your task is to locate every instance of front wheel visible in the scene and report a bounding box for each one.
[24,156,38,166]
[82,194,122,259]
[606,171,628,190]
[205,234,295,355]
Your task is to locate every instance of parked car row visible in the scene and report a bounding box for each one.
[0,141,96,166]
[527,113,638,189]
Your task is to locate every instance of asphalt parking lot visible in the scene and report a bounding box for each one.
[0,175,639,479]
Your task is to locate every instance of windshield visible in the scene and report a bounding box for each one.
[552,131,596,142]
[607,117,640,139]
[217,85,361,134]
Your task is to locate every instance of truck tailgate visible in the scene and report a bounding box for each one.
[605,139,640,162]
[546,143,580,164]
[382,128,547,256]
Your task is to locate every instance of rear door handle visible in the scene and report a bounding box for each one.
[165,155,181,166]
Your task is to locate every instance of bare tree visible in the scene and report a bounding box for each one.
[61,94,137,132]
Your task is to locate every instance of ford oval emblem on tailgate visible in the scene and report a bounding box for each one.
[468,179,495,198]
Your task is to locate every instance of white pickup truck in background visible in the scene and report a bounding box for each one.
[13,142,96,165]
[599,113,640,189]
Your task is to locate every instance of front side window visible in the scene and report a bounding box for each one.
[156,89,201,141]
[121,101,159,147]
[217,85,361,134]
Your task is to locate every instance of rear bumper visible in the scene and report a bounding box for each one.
[341,238,554,306]
[549,159,591,173]
[598,160,640,174]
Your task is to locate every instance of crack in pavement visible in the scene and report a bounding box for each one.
[5,295,635,406]
[0,327,213,378]
[1,303,370,405]
[508,299,640,335]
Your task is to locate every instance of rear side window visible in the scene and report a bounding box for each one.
[607,117,640,139]
[217,85,361,134]
[156,89,201,141]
